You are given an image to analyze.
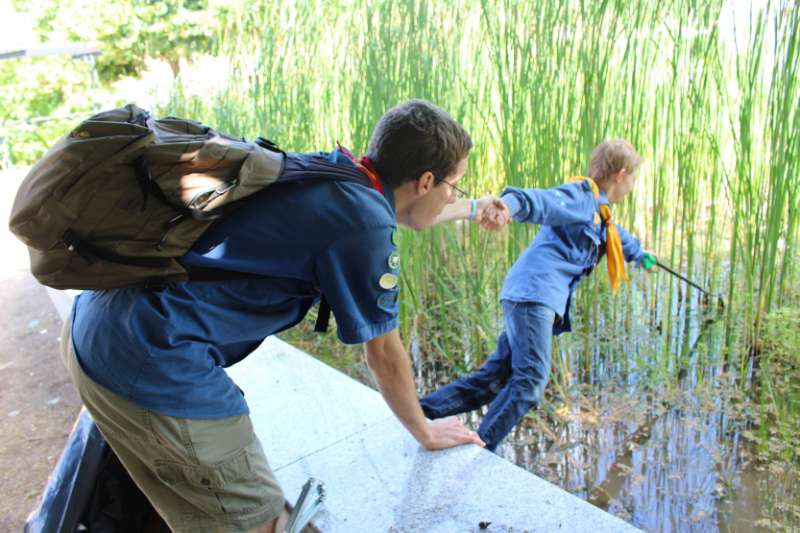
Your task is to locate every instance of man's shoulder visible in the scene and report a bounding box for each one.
[188,177,394,260]
[250,166,394,221]
[312,179,395,232]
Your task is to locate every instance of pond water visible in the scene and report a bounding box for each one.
[413,274,799,533]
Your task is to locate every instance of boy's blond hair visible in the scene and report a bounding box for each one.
[587,139,642,182]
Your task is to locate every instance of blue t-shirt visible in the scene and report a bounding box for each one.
[71,150,400,419]
[500,182,644,334]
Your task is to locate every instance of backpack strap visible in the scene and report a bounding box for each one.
[335,142,384,194]
[314,297,332,333]
[184,265,333,333]
[62,230,173,269]
[311,145,387,334]
[255,136,285,155]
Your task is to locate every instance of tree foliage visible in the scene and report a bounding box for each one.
[2,0,231,165]
[26,0,226,81]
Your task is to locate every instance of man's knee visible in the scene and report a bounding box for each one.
[247,508,289,533]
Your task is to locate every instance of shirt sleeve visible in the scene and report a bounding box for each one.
[501,182,597,226]
[315,226,400,344]
[616,224,645,265]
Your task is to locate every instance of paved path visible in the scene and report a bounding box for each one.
[0,167,81,531]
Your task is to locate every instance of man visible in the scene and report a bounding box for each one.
[60,99,500,532]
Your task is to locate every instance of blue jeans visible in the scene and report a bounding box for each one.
[420,301,555,451]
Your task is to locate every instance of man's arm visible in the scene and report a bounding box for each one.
[364,329,485,450]
[433,198,473,225]
[433,196,510,229]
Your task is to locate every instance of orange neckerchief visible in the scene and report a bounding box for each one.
[336,142,384,195]
[567,176,628,294]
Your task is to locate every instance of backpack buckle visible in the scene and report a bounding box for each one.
[255,137,283,154]
[62,230,94,265]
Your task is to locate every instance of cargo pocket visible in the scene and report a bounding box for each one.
[154,439,272,517]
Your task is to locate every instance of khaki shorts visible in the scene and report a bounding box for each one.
[60,316,286,533]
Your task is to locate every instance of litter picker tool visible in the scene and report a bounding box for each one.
[642,253,725,310]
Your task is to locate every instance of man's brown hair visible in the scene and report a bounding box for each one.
[587,139,642,182]
[367,99,473,187]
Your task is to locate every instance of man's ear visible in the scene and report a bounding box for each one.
[415,170,436,195]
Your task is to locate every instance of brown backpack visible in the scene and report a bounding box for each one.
[8,104,285,289]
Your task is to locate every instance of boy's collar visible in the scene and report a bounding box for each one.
[334,144,395,211]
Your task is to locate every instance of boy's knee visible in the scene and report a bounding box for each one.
[508,375,542,404]
[489,377,505,394]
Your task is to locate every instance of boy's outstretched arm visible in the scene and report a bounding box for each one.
[615,223,646,265]
[433,195,509,229]
[501,183,597,226]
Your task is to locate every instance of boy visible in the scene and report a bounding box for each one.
[420,139,654,452]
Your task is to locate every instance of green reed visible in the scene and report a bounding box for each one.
[7,4,798,526]
[200,2,799,519]
[157,0,800,380]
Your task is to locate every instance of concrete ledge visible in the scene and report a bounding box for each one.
[47,289,642,532]
[226,337,393,471]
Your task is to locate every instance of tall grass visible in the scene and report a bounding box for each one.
[5,1,796,528]
[161,0,799,401]
[46,1,792,529]
[167,0,800,365]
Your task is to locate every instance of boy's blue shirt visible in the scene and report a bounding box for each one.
[70,149,400,419]
[500,181,644,334]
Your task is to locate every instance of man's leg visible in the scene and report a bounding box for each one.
[60,317,287,533]
[419,330,513,419]
[477,302,555,451]
[247,510,288,533]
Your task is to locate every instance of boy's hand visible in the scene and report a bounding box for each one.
[473,195,511,231]
[642,252,658,272]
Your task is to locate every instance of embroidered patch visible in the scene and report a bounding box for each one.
[387,251,400,270]
[377,291,398,309]
[378,273,398,290]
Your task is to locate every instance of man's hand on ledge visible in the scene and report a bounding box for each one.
[420,416,486,450]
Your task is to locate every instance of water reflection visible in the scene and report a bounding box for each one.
[414,271,799,533]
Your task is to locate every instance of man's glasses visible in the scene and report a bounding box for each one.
[436,178,468,200]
